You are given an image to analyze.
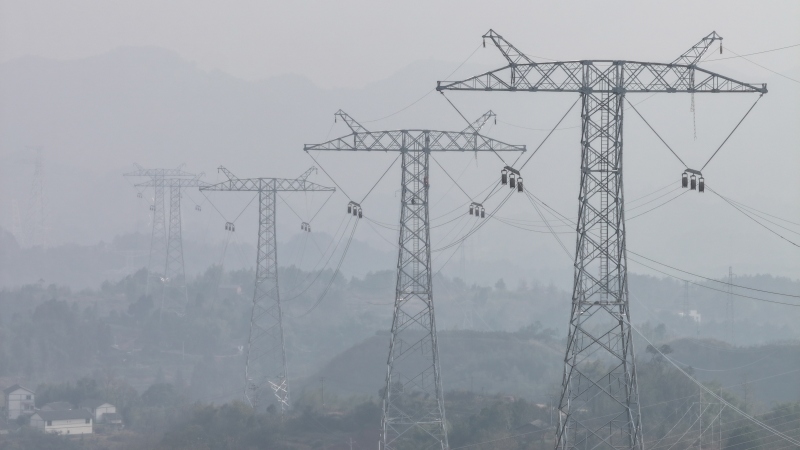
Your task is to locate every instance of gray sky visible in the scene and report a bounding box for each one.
[0,0,798,285]
[2,0,799,88]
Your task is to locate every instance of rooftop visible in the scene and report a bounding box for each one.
[34,409,92,421]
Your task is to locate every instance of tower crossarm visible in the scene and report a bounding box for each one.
[437,60,766,94]
[483,29,535,65]
[304,129,525,152]
[334,109,370,134]
[124,164,197,178]
[134,178,211,188]
[200,167,335,193]
[460,110,496,133]
[671,31,722,67]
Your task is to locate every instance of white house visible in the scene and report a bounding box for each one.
[30,409,93,435]
[80,399,117,423]
[3,385,35,420]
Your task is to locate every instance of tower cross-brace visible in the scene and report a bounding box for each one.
[437,30,766,450]
[200,166,334,411]
[133,175,210,317]
[305,111,525,450]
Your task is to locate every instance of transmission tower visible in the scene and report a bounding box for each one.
[437,30,766,449]
[124,165,197,297]
[200,166,334,412]
[133,175,210,317]
[305,110,525,450]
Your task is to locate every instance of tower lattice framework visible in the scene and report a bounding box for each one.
[305,111,525,450]
[201,166,334,411]
[437,30,766,449]
[127,166,208,317]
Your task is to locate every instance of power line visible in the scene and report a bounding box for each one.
[361,44,483,124]
[513,97,580,170]
[724,47,800,84]
[628,257,800,307]
[707,185,800,248]
[703,43,800,62]
[439,92,508,165]
[360,153,401,204]
[700,93,764,171]
[628,250,800,298]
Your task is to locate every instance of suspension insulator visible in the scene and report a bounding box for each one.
[517,177,523,192]
[308,225,311,232]
[348,205,352,214]
[509,174,516,189]
[698,177,705,193]
[501,169,508,185]
[358,210,362,219]
[469,205,474,215]
[480,208,485,218]
[682,172,688,188]
[137,193,143,198]
[690,174,697,190]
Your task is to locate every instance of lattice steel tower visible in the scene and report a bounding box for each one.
[133,175,209,316]
[124,165,199,303]
[201,166,334,411]
[305,111,525,450]
[438,30,766,449]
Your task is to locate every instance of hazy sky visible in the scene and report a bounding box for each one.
[2,0,799,88]
[0,0,798,285]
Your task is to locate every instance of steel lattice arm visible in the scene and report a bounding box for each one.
[200,166,335,192]
[438,31,766,94]
[334,109,370,134]
[134,177,211,188]
[671,31,722,66]
[124,164,197,178]
[305,110,525,152]
[483,29,535,65]
[461,110,496,133]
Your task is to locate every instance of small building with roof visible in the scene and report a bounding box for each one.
[3,385,35,420]
[30,409,93,435]
[80,399,117,423]
[41,401,74,412]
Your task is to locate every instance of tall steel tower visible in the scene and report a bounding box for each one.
[200,166,334,411]
[133,175,210,316]
[305,111,525,450]
[124,165,196,296]
[437,30,766,449]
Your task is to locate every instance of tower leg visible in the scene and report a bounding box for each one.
[555,90,643,450]
[244,187,290,412]
[163,184,188,316]
[381,148,448,450]
[147,177,167,297]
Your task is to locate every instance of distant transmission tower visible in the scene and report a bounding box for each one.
[438,30,766,449]
[305,110,525,450]
[201,166,334,412]
[133,175,209,316]
[124,165,199,305]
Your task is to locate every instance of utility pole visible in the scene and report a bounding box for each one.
[437,30,766,450]
[305,110,525,450]
[201,166,334,412]
[132,175,210,317]
[124,165,196,296]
